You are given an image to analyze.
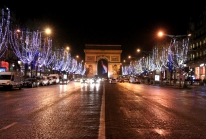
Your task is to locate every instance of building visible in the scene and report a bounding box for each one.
[84,44,122,79]
[187,6,206,81]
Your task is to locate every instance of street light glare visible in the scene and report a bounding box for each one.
[188,33,192,37]
[157,31,191,38]
[158,31,164,37]
[45,28,51,34]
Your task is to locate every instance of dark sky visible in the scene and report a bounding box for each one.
[1,2,206,61]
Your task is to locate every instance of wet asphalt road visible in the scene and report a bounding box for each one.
[0,81,206,139]
[0,82,102,139]
[105,83,206,139]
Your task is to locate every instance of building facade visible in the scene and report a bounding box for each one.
[187,7,206,81]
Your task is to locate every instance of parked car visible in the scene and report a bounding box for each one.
[47,76,53,85]
[48,74,60,84]
[119,78,124,83]
[36,76,44,86]
[0,71,23,90]
[123,78,129,82]
[129,77,141,84]
[41,76,50,86]
[22,78,40,88]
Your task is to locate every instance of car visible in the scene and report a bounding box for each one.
[109,78,117,84]
[41,76,50,86]
[123,78,129,82]
[119,78,124,83]
[47,76,53,85]
[48,75,60,84]
[36,76,44,86]
[80,78,88,84]
[74,78,81,82]
[22,78,40,88]
[59,79,69,84]
[0,71,23,90]
[91,78,101,84]
[129,77,141,84]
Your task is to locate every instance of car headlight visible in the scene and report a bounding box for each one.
[6,81,11,85]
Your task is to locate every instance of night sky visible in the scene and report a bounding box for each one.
[1,2,206,61]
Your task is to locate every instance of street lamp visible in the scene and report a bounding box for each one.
[157,31,191,39]
[45,28,51,34]
[18,61,22,72]
[39,65,42,76]
[76,55,79,60]
[136,48,152,55]
[12,63,15,71]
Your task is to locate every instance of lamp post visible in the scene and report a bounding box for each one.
[76,55,79,60]
[18,60,22,73]
[12,63,15,71]
[158,31,191,39]
[39,65,42,76]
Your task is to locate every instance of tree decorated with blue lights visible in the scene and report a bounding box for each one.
[61,51,72,72]
[0,8,10,58]
[159,46,168,71]
[122,66,129,76]
[50,48,64,72]
[36,35,54,71]
[9,29,42,76]
[122,34,189,86]
[134,59,143,75]
[166,37,190,85]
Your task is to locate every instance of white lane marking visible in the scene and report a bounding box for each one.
[0,122,17,131]
[98,81,105,139]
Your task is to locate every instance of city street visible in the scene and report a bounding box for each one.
[0,81,206,138]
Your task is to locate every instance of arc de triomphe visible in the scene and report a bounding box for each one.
[84,44,122,79]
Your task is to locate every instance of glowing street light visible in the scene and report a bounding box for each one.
[45,28,51,35]
[157,31,191,39]
[136,48,152,55]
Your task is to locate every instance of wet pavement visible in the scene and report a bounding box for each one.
[0,81,206,138]
[105,82,206,138]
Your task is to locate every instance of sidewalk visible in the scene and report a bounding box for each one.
[149,82,206,90]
